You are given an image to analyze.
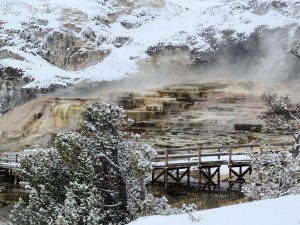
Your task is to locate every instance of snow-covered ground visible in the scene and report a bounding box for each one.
[128,195,300,225]
[1,0,300,87]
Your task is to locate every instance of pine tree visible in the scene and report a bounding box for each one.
[10,102,178,225]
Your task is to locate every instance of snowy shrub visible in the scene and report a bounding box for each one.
[242,92,300,200]
[242,149,300,200]
[188,213,203,223]
[10,102,183,225]
[258,92,300,157]
[180,203,197,214]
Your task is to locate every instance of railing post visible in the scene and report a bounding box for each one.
[198,145,202,166]
[164,148,168,167]
[164,148,168,190]
[259,145,263,183]
[228,144,232,187]
[198,145,202,189]
[15,154,18,163]
[228,144,232,166]
[218,146,220,160]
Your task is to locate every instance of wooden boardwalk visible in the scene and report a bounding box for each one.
[151,142,293,191]
[0,150,39,184]
[0,142,293,190]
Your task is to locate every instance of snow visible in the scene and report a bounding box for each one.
[152,154,250,175]
[128,194,300,225]
[1,0,299,87]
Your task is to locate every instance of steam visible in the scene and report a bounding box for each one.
[48,28,300,99]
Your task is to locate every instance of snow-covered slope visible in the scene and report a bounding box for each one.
[1,0,300,87]
[128,195,300,225]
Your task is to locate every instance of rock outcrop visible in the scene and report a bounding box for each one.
[145,26,297,79]
[0,67,31,113]
[40,31,111,71]
[0,66,70,114]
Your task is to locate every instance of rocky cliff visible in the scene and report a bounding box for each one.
[1,0,300,113]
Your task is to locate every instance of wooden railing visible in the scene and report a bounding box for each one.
[0,150,42,167]
[151,141,294,190]
[152,141,293,168]
[0,150,44,184]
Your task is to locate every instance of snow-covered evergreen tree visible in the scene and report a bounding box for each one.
[10,102,180,225]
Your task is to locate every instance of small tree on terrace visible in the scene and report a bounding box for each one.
[242,149,300,200]
[258,92,300,157]
[242,92,300,200]
[10,102,178,225]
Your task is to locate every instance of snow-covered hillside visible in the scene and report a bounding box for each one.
[1,0,300,88]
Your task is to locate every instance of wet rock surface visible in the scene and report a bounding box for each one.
[0,97,84,152]
[0,80,295,152]
[115,80,293,148]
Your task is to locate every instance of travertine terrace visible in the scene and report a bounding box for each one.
[0,80,294,152]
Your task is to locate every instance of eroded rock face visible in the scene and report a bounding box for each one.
[0,67,31,113]
[0,66,69,114]
[19,26,50,44]
[40,31,111,71]
[145,26,293,78]
[132,0,165,8]
[0,1,135,72]
[0,50,25,61]
[14,1,137,72]
[250,0,290,15]
[18,23,112,71]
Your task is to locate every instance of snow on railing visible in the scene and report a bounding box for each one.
[152,141,293,168]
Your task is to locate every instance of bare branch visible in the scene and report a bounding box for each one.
[291,46,300,58]
[96,152,119,171]
[259,92,300,157]
[104,202,122,208]
[293,2,300,6]
[290,112,300,126]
